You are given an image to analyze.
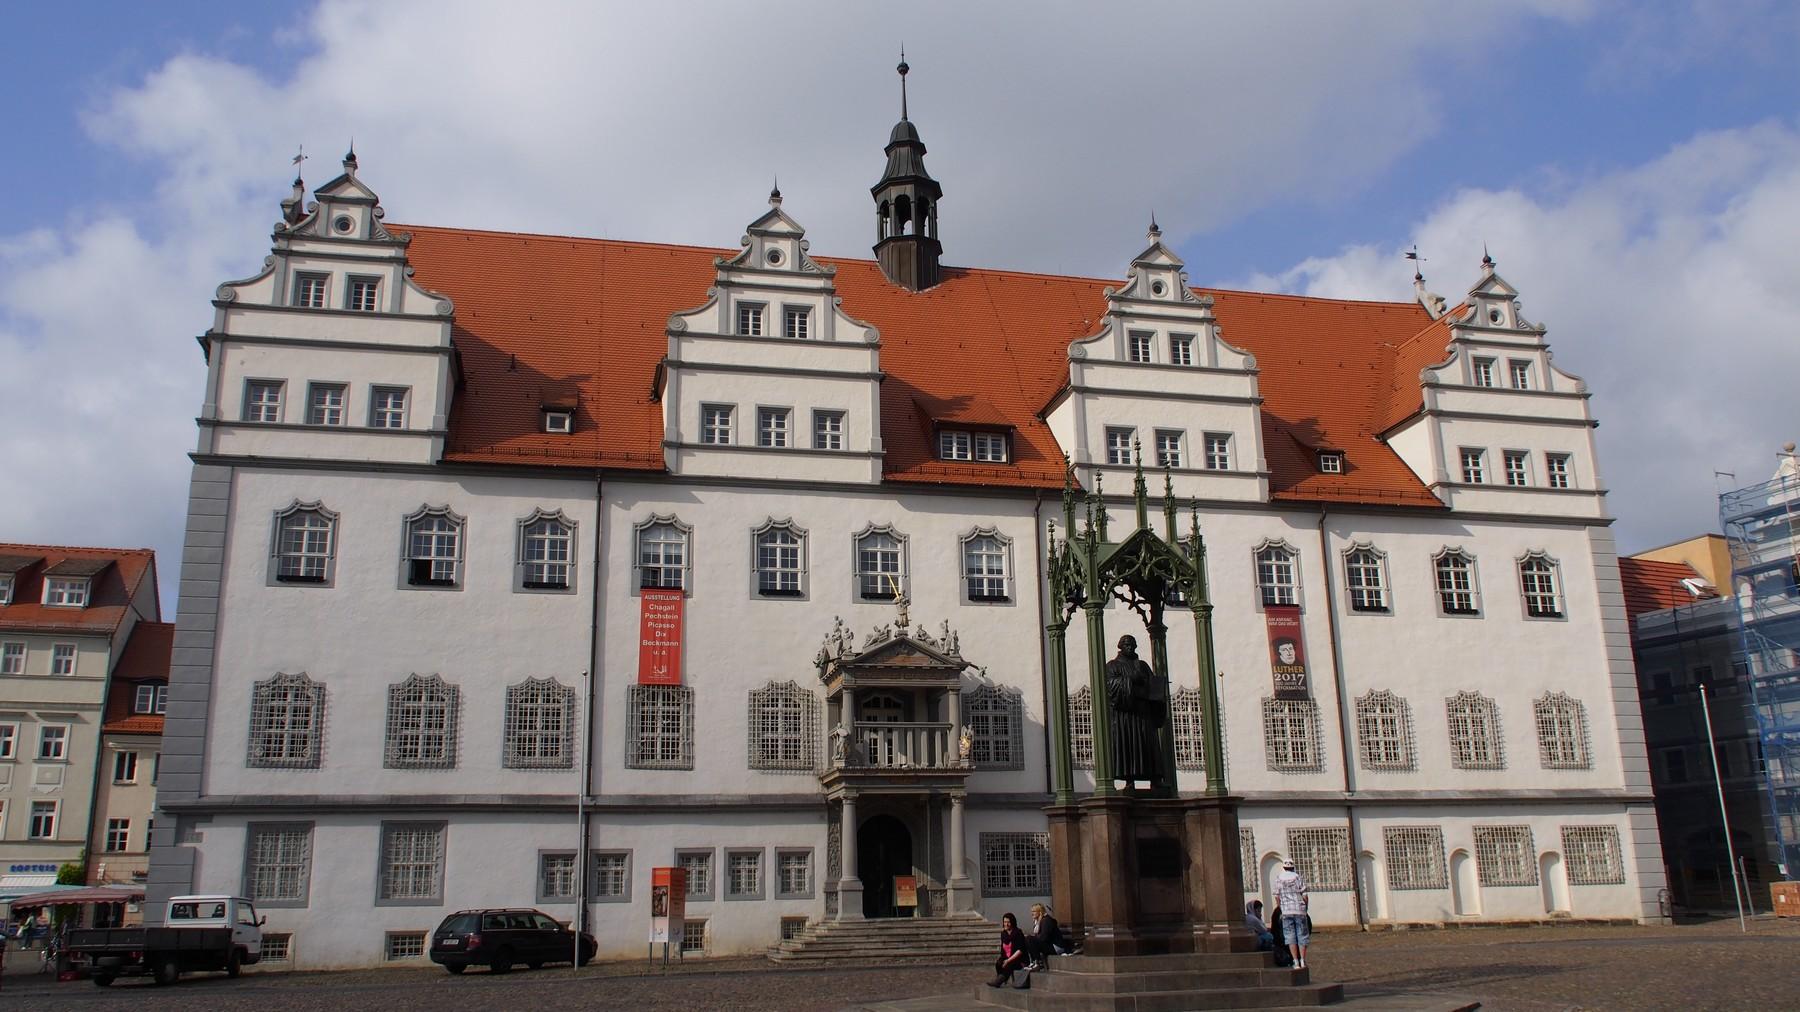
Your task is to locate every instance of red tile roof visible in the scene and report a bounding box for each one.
[398,226,1444,508]
[102,621,171,736]
[1618,558,1719,620]
[0,544,156,637]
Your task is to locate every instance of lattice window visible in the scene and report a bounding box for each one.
[503,678,574,770]
[245,380,283,422]
[1205,433,1231,470]
[370,386,406,427]
[1106,426,1134,465]
[593,852,629,898]
[727,850,762,898]
[540,853,577,901]
[1434,549,1480,614]
[1344,546,1388,612]
[1173,686,1206,772]
[1503,450,1530,487]
[785,307,810,340]
[981,832,1050,896]
[777,850,812,897]
[682,850,713,898]
[1171,334,1195,366]
[385,932,426,960]
[349,277,381,312]
[261,934,292,962]
[1534,692,1590,769]
[1446,691,1505,770]
[247,824,312,902]
[1262,698,1323,773]
[519,510,574,589]
[814,410,845,450]
[1561,825,1625,885]
[1460,447,1486,483]
[701,403,734,445]
[273,503,336,583]
[1255,542,1298,606]
[753,521,806,596]
[748,680,818,771]
[963,530,1011,601]
[401,508,463,586]
[636,518,689,590]
[855,527,906,600]
[627,684,695,770]
[1546,453,1572,489]
[966,685,1024,770]
[1383,826,1448,890]
[757,407,790,448]
[384,674,458,769]
[1518,553,1564,618]
[1355,690,1415,771]
[1069,686,1095,770]
[737,303,764,336]
[1155,429,1184,469]
[1128,331,1154,362]
[681,919,706,953]
[1286,827,1352,891]
[248,672,325,768]
[380,823,446,901]
[781,916,808,940]
[1241,828,1257,891]
[1473,825,1537,886]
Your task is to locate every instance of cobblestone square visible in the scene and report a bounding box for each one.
[4,918,1796,1011]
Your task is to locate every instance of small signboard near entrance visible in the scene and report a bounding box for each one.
[650,866,687,944]
[893,875,918,912]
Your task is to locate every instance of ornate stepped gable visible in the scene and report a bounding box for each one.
[393,221,1458,507]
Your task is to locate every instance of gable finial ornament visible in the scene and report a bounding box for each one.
[897,45,909,120]
[770,174,782,206]
[1481,243,1495,274]
[1148,211,1161,242]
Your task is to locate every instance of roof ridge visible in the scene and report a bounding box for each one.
[0,544,156,555]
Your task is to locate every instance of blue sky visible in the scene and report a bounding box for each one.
[2,2,1798,606]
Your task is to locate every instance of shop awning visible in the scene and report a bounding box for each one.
[0,874,62,900]
[8,884,143,908]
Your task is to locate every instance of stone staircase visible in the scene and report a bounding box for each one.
[767,914,999,964]
[974,951,1344,1010]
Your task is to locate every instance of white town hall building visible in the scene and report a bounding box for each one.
[145,84,1667,968]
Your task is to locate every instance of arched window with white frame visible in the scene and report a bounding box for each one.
[962,528,1012,603]
[1355,689,1414,771]
[248,671,326,768]
[752,519,807,597]
[271,501,338,585]
[1518,553,1564,618]
[1253,540,1299,607]
[635,515,691,591]
[517,509,576,591]
[747,680,818,771]
[1433,549,1480,615]
[1343,544,1389,613]
[503,678,575,770]
[853,525,907,600]
[403,506,465,587]
[1534,692,1590,769]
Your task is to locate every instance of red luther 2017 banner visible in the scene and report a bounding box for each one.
[638,589,684,685]
[1264,604,1311,700]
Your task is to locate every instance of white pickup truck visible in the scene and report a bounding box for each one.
[68,894,264,986]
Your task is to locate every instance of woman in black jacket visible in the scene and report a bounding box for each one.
[1026,903,1065,968]
[988,913,1029,987]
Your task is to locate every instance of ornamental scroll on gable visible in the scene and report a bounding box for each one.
[814,611,968,682]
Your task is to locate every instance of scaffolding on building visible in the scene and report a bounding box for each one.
[1720,454,1800,877]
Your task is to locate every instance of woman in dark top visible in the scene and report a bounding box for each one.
[1026,902,1064,968]
[988,913,1029,987]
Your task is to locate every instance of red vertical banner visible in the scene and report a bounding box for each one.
[1264,604,1311,699]
[638,589,684,685]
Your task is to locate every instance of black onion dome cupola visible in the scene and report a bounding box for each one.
[872,51,943,292]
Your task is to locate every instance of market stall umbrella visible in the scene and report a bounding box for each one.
[8,885,144,909]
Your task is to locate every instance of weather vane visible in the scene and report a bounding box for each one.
[1403,244,1427,279]
[291,145,308,176]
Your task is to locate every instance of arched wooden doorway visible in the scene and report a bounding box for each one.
[858,813,914,918]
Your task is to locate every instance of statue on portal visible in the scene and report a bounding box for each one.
[1104,634,1168,784]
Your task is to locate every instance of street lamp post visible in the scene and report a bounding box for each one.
[1699,684,1747,932]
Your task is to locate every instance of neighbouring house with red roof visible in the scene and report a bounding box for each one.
[1620,542,1785,912]
[87,620,170,908]
[0,545,160,910]
[146,83,1666,968]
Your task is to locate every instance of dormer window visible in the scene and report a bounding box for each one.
[939,431,971,461]
[973,432,1008,463]
[0,574,11,605]
[44,578,89,608]
[544,409,574,434]
[1318,452,1344,474]
[294,272,329,309]
[347,277,380,312]
[737,303,765,336]
[135,682,169,715]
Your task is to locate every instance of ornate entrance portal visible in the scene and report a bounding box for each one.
[858,813,914,918]
[814,609,978,921]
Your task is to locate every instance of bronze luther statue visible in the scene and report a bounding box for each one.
[1104,634,1168,786]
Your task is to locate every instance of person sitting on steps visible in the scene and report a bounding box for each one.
[987,912,1029,987]
[1025,903,1071,970]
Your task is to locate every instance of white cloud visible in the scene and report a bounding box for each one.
[2,0,1765,605]
[1237,120,1800,551]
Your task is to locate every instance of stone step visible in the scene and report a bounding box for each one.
[1051,952,1276,973]
[769,915,1001,964]
[1034,967,1309,994]
[975,981,1345,1010]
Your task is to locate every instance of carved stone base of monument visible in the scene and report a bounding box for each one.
[982,792,1344,1008]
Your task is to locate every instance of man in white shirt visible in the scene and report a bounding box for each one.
[1273,859,1310,970]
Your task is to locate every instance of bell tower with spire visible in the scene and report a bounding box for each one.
[872,52,943,292]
